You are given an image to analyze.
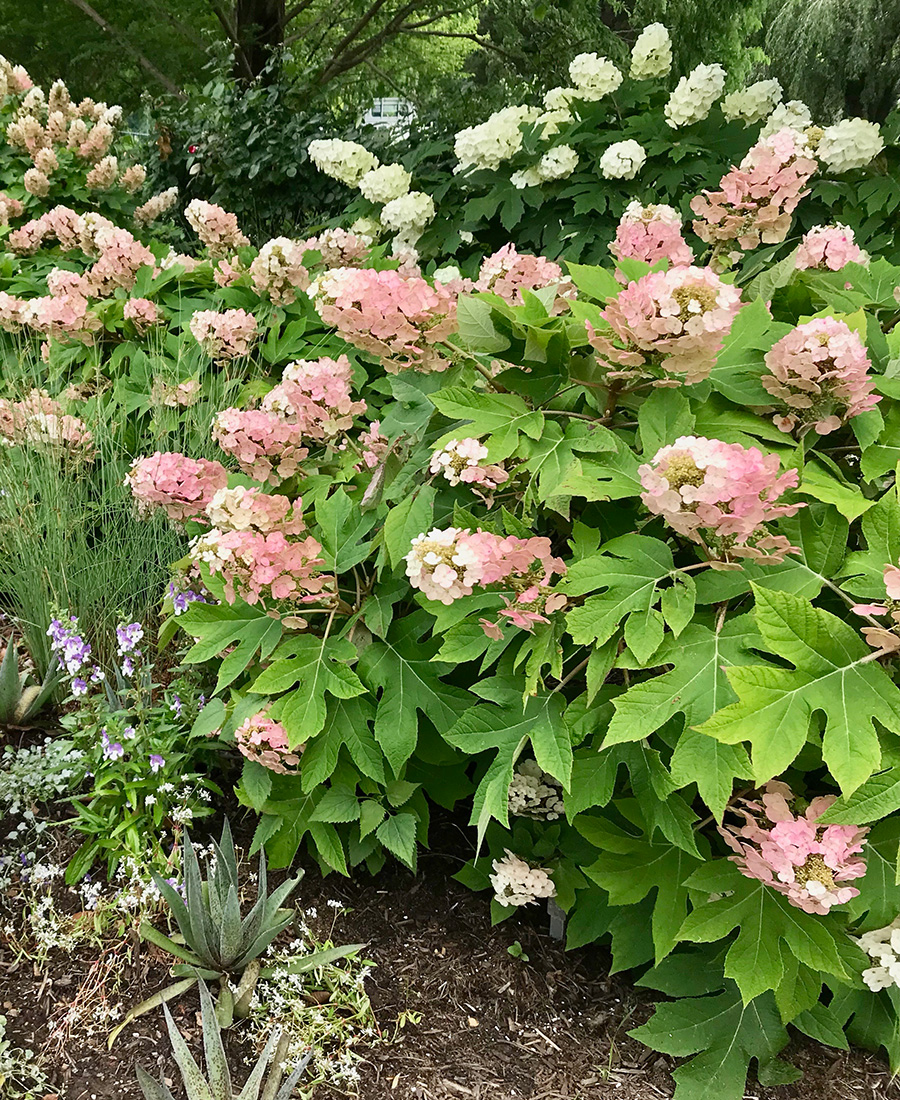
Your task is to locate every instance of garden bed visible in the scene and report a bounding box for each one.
[1,810,899,1100]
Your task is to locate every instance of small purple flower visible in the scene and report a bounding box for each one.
[149,754,165,773]
[122,725,136,740]
[172,586,206,615]
[71,677,88,697]
[100,729,124,761]
[48,616,92,674]
[198,694,206,710]
[90,665,105,683]
[171,694,183,718]
[116,621,144,655]
[121,655,135,677]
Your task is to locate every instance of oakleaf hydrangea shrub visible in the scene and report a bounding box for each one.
[307,24,900,267]
[5,52,900,1100]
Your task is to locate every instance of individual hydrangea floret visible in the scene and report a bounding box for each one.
[429,438,508,493]
[691,128,818,260]
[476,244,573,311]
[212,408,309,485]
[598,139,647,180]
[249,237,310,305]
[664,63,726,128]
[609,202,694,267]
[639,435,803,563]
[190,308,258,361]
[490,850,556,907]
[586,265,742,384]
[721,79,783,125]
[817,118,884,173]
[235,712,303,774]
[762,317,880,435]
[630,23,672,79]
[358,163,411,204]
[184,199,249,256]
[308,138,379,187]
[262,355,366,440]
[312,267,458,374]
[795,224,868,271]
[508,760,565,820]
[125,451,229,523]
[568,53,622,100]
[720,781,868,915]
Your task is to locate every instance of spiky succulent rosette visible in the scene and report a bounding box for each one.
[719,781,868,915]
[762,317,880,435]
[586,266,742,384]
[639,435,803,563]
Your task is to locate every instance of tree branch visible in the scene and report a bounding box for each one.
[62,0,186,98]
[206,0,256,82]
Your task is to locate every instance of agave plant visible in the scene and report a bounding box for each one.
[138,819,301,1025]
[136,980,311,1100]
[0,640,62,727]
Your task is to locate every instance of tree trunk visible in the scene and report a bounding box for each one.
[235,0,286,82]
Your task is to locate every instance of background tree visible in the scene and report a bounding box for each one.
[765,0,900,122]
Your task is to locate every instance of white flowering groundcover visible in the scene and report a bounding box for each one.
[5,37,900,1100]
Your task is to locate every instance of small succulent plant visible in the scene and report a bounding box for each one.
[0,640,62,727]
[135,980,311,1100]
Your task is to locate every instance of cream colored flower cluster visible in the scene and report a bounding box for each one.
[507,760,565,821]
[630,23,672,79]
[664,63,726,128]
[490,850,557,907]
[721,79,783,125]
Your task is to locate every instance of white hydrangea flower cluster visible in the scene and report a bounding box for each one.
[380,191,435,235]
[307,138,379,186]
[817,118,885,173]
[538,144,579,181]
[599,139,647,179]
[454,105,542,171]
[721,78,783,125]
[508,760,565,820]
[358,163,411,205]
[490,849,557,907]
[630,23,672,79]
[536,108,573,139]
[759,100,813,141]
[511,165,543,189]
[856,917,900,991]
[544,87,577,111]
[568,53,623,100]
[664,63,726,128]
[405,526,481,604]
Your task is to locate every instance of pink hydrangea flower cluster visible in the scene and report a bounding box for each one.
[0,192,23,226]
[205,485,305,535]
[125,451,229,523]
[134,186,179,226]
[262,356,367,440]
[234,711,303,774]
[9,205,83,254]
[298,227,372,268]
[429,438,509,493]
[82,227,154,296]
[0,291,26,332]
[189,309,258,361]
[475,244,574,313]
[609,202,694,267]
[190,526,329,605]
[249,237,310,304]
[691,129,818,259]
[356,420,390,469]
[23,287,99,344]
[762,317,880,435]
[124,297,160,332]
[586,266,743,384]
[405,527,566,635]
[150,378,200,408]
[0,389,93,458]
[720,781,868,915]
[313,267,459,374]
[795,224,869,271]
[851,562,900,653]
[184,199,249,256]
[212,408,308,485]
[639,435,803,562]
